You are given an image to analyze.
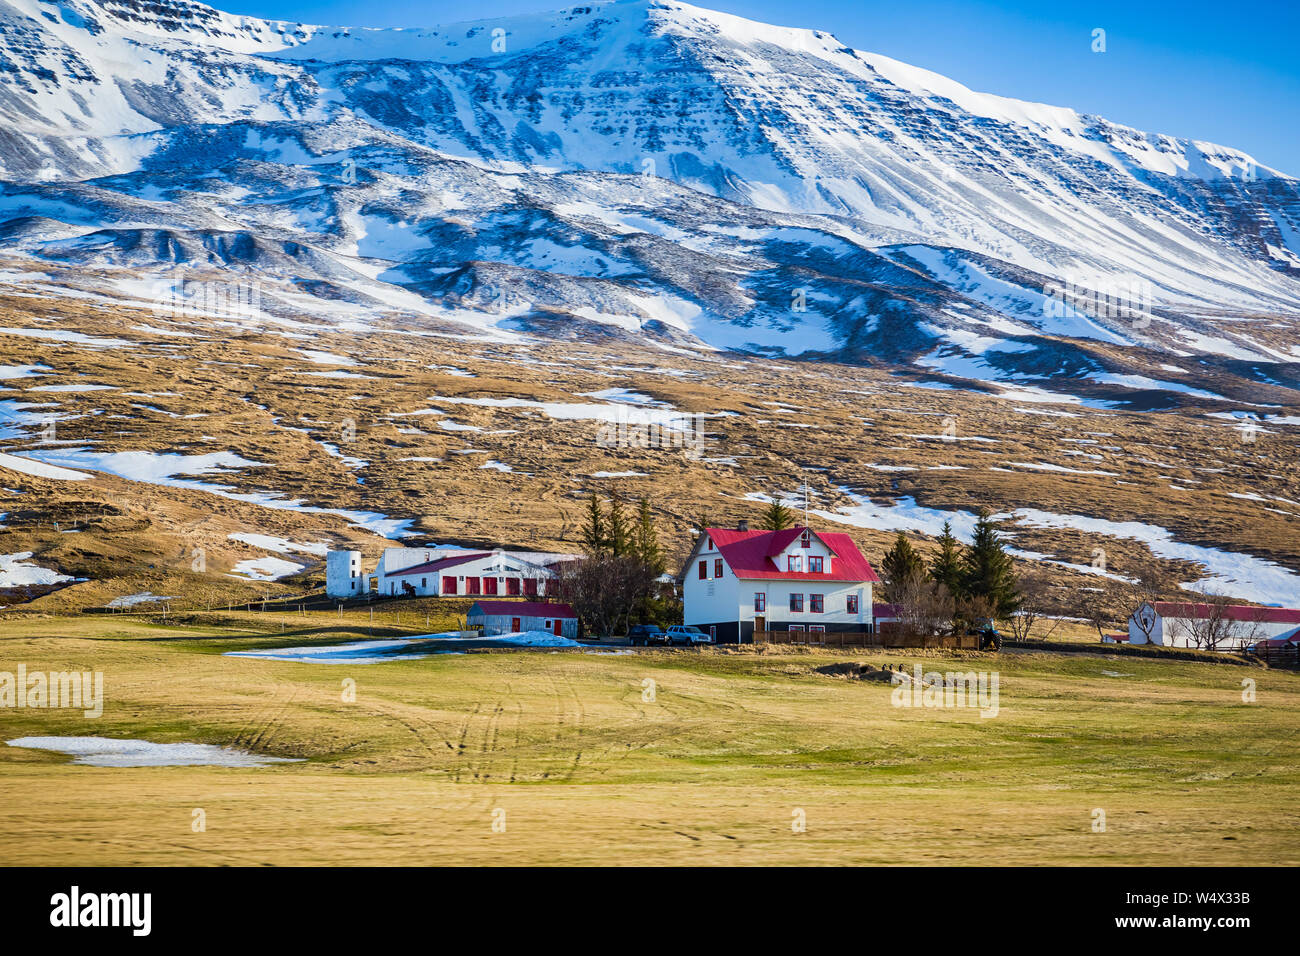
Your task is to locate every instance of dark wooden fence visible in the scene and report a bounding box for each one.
[1243,643,1300,668]
[755,630,979,650]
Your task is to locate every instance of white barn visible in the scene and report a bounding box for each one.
[678,523,881,644]
[376,549,561,599]
[1129,601,1300,650]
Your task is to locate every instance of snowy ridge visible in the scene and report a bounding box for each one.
[0,0,1298,396]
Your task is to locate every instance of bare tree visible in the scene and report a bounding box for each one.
[1180,596,1267,652]
[552,554,656,637]
[1006,577,1063,643]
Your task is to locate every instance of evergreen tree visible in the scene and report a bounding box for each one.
[758,498,795,531]
[960,509,1021,618]
[691,512,713,537]
[607,494,631,557]
[929,521,964,598]
[581,493,607,556]
[634,498,665,576]
[880,531,925,601]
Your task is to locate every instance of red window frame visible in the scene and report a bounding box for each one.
[442,575,457,594]
[787,555,802,572]
[789,593,803,612]
[467,577,481,595]
[801,531,812,548]
[810,593,824,613]
[754,592,766,612]
[714,558,723,578]
[808,556,823,573]
[698,560,708,580]
[483,577,499,595]
[846,594,859,614]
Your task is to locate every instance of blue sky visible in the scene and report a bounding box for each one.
[223,0,1300,176]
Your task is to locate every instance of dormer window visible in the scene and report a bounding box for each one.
[788,555,803,572]
[800,531,812,548]
[706,537,712,550]
[809,556,824,573]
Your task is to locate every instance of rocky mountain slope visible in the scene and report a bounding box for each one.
[0,0,1298,406]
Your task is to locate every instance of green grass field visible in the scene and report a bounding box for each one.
[1,612,1297,865]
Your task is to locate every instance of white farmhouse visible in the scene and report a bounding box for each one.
[678,522,881,643]
[1128,601,1300,650]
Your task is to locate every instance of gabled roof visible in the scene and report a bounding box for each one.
[699,526,880,583]
[1153,601,1300,625]
[388,552,492,577]
[467,601,576,619]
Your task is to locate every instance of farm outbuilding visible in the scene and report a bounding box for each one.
[467,601,578,638]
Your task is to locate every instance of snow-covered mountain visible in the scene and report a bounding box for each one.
[2,0,1299,401]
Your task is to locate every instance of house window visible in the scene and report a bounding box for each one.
[810,594,824,613]
[706,537,712,550]
[787,555,802,572]
[421,577,427,588]
[809,625,825,634]
[484,577,498,595]
[698,560,708,580]
[789,593,804,612]
[714,558,723,578]
[847,594,859,614]
[801,530,811,548]
[808,556,823,573]
[467,577,481,595]
[442,575,457,594]
[788,624,805,633]
[754,592,766,612]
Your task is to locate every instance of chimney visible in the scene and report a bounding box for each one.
[737,519,749,532]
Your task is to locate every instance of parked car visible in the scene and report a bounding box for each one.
[667,625,712,646]
[627,624,669,646]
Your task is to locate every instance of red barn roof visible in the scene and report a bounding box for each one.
[389,552,492,576]
[467,601,576,619]
[701,527,880,583]
[1153,602,1300,624]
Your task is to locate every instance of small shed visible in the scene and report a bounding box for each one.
[467,601,578,638]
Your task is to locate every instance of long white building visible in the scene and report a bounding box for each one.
[325,546,577,600]
[1128,601,1300,650]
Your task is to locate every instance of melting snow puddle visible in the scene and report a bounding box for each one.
[1100,671,1134,678]
[5,737,301,767]
[226,631,585,664]
[226,638,432,664]
[107,591,175,608]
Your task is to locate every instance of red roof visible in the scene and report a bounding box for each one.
[390,552,491,576]
[1153,602,1300,624]
[702,527,880,583]
[468,601,576,619]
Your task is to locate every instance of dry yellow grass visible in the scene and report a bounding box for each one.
[1,615,1296,865]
